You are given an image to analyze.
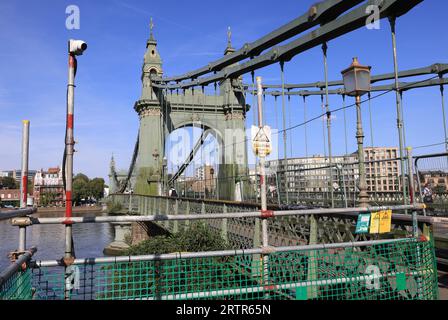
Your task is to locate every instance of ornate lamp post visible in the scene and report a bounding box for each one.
[341,57,371,207]
[151,149,160,194]
[210,167,215,198]
[162,156,168,195]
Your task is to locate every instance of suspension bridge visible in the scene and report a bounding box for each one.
[1,0,448,300]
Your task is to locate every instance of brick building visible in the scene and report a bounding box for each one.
[0,189,21,206]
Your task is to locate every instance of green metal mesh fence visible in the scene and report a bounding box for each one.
[24,238,438,300]
[0,268,33,300]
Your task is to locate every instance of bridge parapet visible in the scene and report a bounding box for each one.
[107,193,433,250]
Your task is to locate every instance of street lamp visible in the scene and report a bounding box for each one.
[342,57,371,207]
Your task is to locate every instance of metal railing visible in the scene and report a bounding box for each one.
[0,200,440,300]
[0,247,36,300]
[0,207,37,221]
[0,238,436,300]
[415,152,448,215]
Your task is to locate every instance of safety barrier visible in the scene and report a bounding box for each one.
[0,238,438,300]
[0,247,36,300]
[415,152,448,215]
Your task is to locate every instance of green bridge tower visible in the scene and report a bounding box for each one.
[133,22,249,200]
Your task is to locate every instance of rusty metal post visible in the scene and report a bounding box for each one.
[64,39,87,300]
[11,217,32,254]
[64,52,77,265]
[256,76,270,294]
[221,204,228,242]
[173,199,178,233]
[20,120,30,208]
[406,147,418,237]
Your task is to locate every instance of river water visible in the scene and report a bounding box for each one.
[0,210,114,271]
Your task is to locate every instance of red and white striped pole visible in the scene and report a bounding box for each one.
[20,120,30,209]
[64,53,76,260]
[64,40,87,300]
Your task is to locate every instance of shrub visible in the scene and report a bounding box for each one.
[107,201,123,215]
[123,222,228,255]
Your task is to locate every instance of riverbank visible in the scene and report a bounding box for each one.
[35,205,104,215]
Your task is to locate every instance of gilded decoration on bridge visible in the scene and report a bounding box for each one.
[191,113,201,122]
[225,111,245,121]
[138,107,161,119]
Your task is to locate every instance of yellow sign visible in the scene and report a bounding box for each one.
[251,125,272,157]
[379,210,392,234]
[369,210,392,234]
[369,211,380,234]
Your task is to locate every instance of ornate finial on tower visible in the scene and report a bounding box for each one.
[224,26,235,55]
[110,153,116,170]
[149,17,155,41]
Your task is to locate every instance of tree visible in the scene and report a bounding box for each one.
[72,173,105,204]
[74,173,89,184]
[0,177,18,189]
[88,178,105,200]
[73,176,89,205]
[27,178,34,194]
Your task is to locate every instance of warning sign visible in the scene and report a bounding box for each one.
[369,212,380,234]
[355,213,371,234]
[251,125,272,157]
[369,210,392,234]
[378,210,392,234]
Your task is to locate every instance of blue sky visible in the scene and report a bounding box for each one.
[0,0,447,181]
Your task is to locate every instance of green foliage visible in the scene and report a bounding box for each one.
[106,201,123,215]
[434,185,446,195]
[0,177,18,189]
[123,222,229,255]
[74,173,89,183]
[41,192,57,207]
[73,177,89,205]
[89,178,105,200]
[73,173,105,205]
[176,223,229,252]
[126,235,181,255]
[27,179,33,194]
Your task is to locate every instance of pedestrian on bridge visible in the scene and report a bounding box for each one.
[423,183,434,212]
[169,186,178,198]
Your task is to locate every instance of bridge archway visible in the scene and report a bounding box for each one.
[134,85,248,200]
[164,123,225,198]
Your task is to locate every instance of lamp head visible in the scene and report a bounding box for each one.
[341,57,371,97]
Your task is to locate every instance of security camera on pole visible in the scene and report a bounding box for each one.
[63,39,87,297]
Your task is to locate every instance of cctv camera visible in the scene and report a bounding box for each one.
[68,39,87,56]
